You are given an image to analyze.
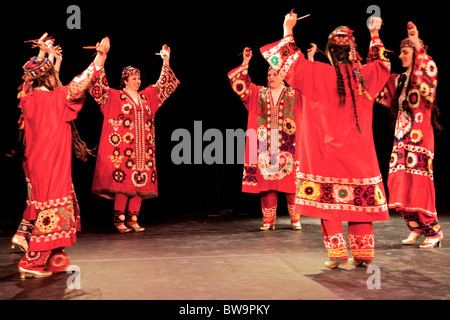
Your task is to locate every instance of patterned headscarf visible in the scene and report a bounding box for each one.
[328,26,371,100]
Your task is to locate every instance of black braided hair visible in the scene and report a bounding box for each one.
[344,63,361,133]
[326,43,361,132]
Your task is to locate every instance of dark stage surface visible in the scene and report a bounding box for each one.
[1,212,449,300]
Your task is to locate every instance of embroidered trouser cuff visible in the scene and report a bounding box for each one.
[321,220,375,262]
[260,191,298,223]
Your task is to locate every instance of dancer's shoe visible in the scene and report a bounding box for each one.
[291,221,302,230]
[401,231,422,245]
[348,258,372,268]
[126,223,145,232]
[11,235,28,252]
[324,260,347,269]
[419,235,443,249]
[260,223,276,231]
[18,267,52,280]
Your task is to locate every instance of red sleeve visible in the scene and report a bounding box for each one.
[374,73,399,108]
[227,64,264,114]
[141,64,180,115]
[412,47,438,104]
[260,35,336,100]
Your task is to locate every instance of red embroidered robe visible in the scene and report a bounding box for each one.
[228,64,299,194]
[375,47,438,216]
[20,63,101,252]
[89,64,179,199]
[260,35,391,222]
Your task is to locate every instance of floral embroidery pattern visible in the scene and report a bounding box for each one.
[35,208,60,234]
[242,165,258,186]
[295,173,387,213]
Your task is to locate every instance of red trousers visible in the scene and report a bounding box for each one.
[18,248,70,272]
[15,219,70,272]
[400,210,442,237]
[321,220,375,262]
[114,194,143,225]
[260,191,299,224]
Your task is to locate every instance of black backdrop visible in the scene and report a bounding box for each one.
[1,1,449,230]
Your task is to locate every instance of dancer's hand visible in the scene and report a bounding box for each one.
[36,33,53,58]
[368,17,382,37]
[242,47,253,65]
[307,43,317,62]
[407,21,421,51]
[94,37,110,67]
[160,44,171,66]
[283,10,297,37]
[96,37,110,56]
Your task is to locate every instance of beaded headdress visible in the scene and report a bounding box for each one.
[328,26,355,46]
[328,26,370,101]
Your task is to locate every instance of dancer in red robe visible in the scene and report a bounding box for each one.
[89,45,180,233]
[260,13,390,268]
[375,22,444,248]
[228,47,317,230]
[15,34,109,279]
[11,40,64,254]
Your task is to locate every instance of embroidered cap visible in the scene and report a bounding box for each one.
[18,56,54,99]
[22,56,53,81]
[400,38,427,51]
[122,66,140,78]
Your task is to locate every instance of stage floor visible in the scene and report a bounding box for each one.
[0,212,449,300]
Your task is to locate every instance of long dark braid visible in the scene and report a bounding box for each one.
[327,43,361,132]
[327,44,347,106]
[344,63,361,133]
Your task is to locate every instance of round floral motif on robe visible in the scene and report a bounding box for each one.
[35,208,60,234]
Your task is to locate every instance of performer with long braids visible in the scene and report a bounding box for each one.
[11,40,64,254]
[15,33,109,279]
[11,39,94,257]
[375,22,444,248]
[260,12,391,268]
[89,45,180,233]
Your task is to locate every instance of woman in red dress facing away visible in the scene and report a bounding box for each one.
[15,34,109,279]
[260,12,391,268]
[375,22,444,249]
[89,45,180,233]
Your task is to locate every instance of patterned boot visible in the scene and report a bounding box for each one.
[114,210,131,233]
